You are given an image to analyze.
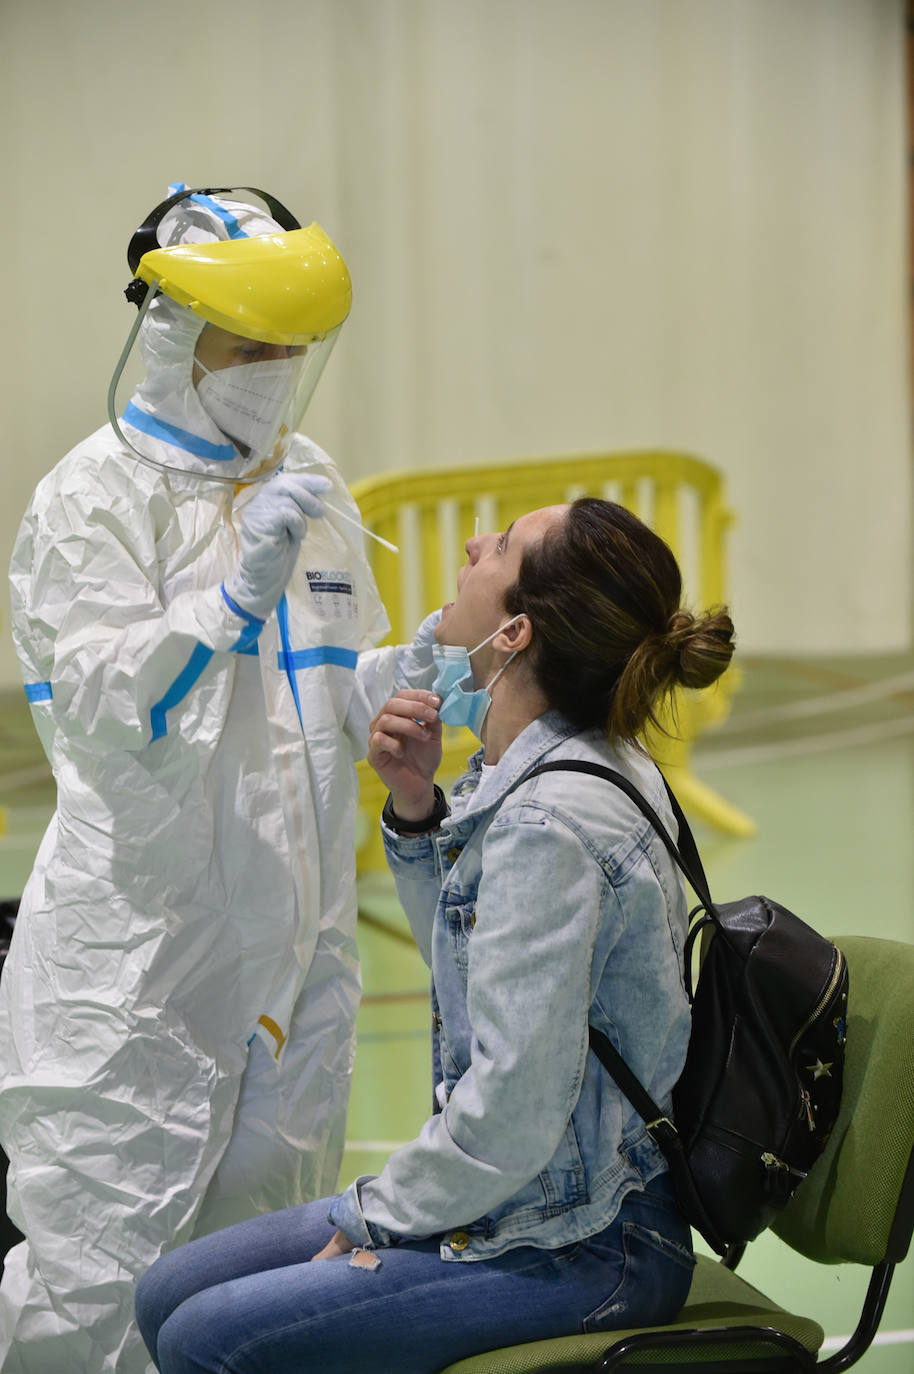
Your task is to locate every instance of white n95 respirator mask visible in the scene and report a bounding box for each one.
[196,356,300,453]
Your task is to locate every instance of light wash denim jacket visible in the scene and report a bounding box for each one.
[330,710,691,1262]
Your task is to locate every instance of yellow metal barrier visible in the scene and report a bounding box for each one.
[351,450,753,873]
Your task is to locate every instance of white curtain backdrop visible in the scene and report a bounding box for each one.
[0,0,908,684]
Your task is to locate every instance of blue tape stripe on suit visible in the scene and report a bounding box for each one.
[278,647,359,671]
[150,643,214,740]
[276,597,303,728]
[221,586,265,654]
[122,403,237,463]
[188,194,249,239]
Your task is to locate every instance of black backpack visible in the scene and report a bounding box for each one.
[525,760,848,1258]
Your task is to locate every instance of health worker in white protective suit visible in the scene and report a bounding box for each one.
[0,184,438,1374]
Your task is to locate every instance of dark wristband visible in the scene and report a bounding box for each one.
[382,785,449,835]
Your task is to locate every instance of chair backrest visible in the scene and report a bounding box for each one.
[350,449,733,645]
[772,935,914,1267]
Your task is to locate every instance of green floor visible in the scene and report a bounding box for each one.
[1,653,913,1369]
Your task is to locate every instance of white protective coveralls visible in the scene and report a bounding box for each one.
[0,192,434,1372]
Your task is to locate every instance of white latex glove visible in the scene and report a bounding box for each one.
[223,472,332,619]
[393,609,444,690]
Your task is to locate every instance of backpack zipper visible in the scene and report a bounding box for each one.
[798,1086,815,1132]
[761,1151,808,1180]
[788,947,845,1057]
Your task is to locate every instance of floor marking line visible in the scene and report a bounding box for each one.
[718,669,914,733]
[344,1140,409,1152]
[357,911,417,947]
[821,1328,914,1351]
[697,715,914,770]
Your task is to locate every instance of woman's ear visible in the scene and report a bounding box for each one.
[494,615,532,654]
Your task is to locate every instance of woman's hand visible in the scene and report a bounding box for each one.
[311,1229,355,1262]
[368,689,442,820]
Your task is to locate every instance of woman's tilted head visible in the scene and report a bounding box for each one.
[502,498,734,743]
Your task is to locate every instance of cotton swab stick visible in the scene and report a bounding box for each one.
[323,501,399,553]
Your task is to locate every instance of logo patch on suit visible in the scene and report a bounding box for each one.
[306,570,356,620]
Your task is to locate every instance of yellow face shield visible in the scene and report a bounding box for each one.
[109,212,353,486]
[134,223,352,346]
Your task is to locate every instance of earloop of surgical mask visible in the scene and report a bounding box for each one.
[431,617,524,739]
[195,356,299,454]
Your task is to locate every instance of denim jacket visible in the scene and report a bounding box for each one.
[330,710,691,1262]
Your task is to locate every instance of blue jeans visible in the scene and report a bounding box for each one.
[136,1177,694,1374]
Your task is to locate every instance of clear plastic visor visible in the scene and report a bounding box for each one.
[107,287,341,485]
[191,322,338,476]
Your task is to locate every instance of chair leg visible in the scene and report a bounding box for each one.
[815,1261,895,1373]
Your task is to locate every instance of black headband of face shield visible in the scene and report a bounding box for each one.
[124,185,302,308]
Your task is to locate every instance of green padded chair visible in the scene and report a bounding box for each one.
[438,936,914,1372]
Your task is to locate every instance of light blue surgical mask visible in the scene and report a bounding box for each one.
[432,617,523,739]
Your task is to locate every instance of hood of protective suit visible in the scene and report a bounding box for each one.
[119,190,300,483]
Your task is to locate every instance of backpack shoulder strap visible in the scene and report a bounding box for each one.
[588,1023,677,1142]
[520,759,714,911]
[502,756,734,1250]
[504,757,705,1162]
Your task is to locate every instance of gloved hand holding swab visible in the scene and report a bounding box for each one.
[224,471,331,618]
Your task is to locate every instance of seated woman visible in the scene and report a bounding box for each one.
[136,497,735,1374]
